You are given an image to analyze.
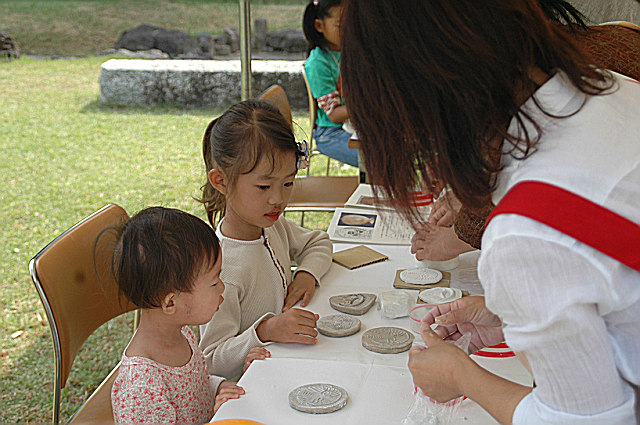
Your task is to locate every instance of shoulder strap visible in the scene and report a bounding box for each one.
[485,181,640,272]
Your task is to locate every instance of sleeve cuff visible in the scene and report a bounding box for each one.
[251,312,276,346]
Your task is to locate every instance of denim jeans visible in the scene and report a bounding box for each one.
[312,126,359,167]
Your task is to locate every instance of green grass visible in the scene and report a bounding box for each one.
[0,55,355,423]
[0,0,307,57]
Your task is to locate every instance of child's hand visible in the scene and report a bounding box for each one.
[214,380,245,413]
[243,347,271,372]
[283,271,317,311]
[256,308,319,344]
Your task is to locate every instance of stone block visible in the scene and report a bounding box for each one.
[267,29,307,52]
[254,18,268,51]
[224,26,240,52]
[99,59,308,110]
[215,45,232,56]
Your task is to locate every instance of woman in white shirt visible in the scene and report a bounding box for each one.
[340,1,640,424]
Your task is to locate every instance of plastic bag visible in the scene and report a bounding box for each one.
[401,333,471,425]
[378,290,413,318]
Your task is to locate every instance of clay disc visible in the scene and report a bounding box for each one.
[289,383,348,414]
[317,314,361,337]
[400,267,443,285]
[361,327,414,354]
[418,287,462,304]
[329,293,377,315]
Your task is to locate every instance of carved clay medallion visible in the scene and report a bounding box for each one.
[289,383,348,414]
[361,326,414,354]
[400,267,443,285]
[329,293,377,315]
[317,314,361,337]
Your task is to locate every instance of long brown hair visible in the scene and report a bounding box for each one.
[199,99,298,226]
[341,0,611,221]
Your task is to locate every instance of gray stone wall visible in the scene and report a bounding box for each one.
[99,59,307,109]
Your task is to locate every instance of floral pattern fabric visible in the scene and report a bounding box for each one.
[112,327,222,424]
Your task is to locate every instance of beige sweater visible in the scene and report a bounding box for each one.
[199,216,332,379]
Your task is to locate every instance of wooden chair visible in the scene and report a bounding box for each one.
[287,175,359,226]
[257,84,292,127]
[258,85,359,227]
[29,204,138,424]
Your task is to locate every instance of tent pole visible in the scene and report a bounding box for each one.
[239,0,252,100]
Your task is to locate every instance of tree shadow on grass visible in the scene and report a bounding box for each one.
[0,312,135,424]
[80,100,308,117]
[79,100,224,117]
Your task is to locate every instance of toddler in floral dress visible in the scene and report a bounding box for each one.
[107,207,269,424]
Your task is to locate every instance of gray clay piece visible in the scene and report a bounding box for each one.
[361,326,414,354]
[329,293,377,315]
[289,383,348,414]
[317,314,361,337]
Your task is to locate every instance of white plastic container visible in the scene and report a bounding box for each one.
[378,290,412,318]
[416,255,460,271]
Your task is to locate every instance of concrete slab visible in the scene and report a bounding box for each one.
[99,59,307,109]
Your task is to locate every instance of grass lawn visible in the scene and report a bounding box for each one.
[0,0,306,57]
[0,55,355,423]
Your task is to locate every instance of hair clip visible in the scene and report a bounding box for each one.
[313,0,319,5]
[296,140,310,170]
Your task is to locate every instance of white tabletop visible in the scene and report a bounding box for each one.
[212,244,532,424]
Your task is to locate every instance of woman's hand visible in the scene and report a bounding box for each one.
[408,326,476,402]
[256,308,319,344]
[428,191,462,227]
[283,271,317,311]
[422,296,504,353]
[243,347,271,372]
[214,380,245,413]
[411,223,473,261]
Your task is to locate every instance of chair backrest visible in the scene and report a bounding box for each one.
[301,63,332,176]
[287,175,359,209]
[29,204,137,422]
[301,64,317,134]
[258,85,293,129]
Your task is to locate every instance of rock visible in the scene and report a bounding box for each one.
[100,48,170,59]
[0,31,20,60]
[224,26,240,52]
[197,32,214,56]
[253,18,268,51]
[99,59,308,109]
[115,24,201,58]
[215,44,231,56]
[267,29,307,52]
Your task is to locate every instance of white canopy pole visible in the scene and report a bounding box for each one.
[239,0,252,100]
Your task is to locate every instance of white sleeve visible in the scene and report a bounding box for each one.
[199,283,273,380]
[208,375,226,397]
[480,234,637,424]
[281,218,333,284]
